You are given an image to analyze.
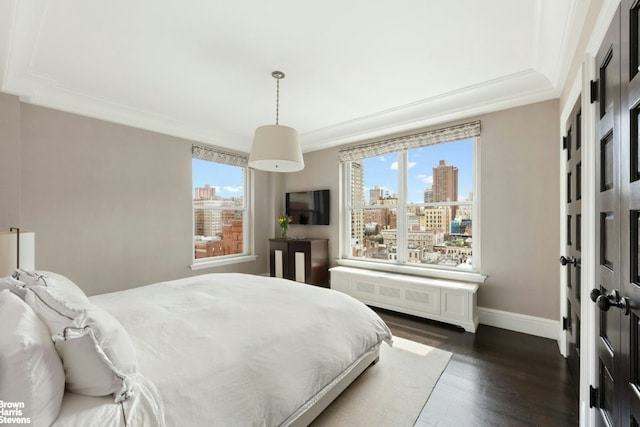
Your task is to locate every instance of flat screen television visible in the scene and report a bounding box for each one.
[285,189,330,225]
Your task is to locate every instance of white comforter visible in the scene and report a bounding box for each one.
[85,273,392,426]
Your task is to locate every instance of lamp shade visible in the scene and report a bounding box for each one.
[248,125,305,172]
[0,230,35,277]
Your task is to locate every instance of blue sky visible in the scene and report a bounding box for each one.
[193,138,473,200]
[193,159,244,198]
[363,138,474,203]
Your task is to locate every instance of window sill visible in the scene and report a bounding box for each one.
[190,255,258,270]
[335,258,487,284]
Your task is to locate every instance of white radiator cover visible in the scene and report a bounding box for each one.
[330,266,479,332]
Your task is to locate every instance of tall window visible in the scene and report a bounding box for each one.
[341,122,479,272]
[192,145,250,264]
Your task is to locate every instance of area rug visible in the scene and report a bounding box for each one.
[310,336,452,427]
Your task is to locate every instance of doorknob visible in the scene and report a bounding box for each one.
[590,288,630,315]
[559,255,577,266]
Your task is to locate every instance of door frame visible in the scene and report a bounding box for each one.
[558,68,582,360]
[580,56,598,427]
[559,2,620,424]
[565,1,623,425]
[559,64,598,426]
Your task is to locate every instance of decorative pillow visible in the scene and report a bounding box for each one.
[0,290,65,427]
[21,270,138,402]
[13,269,91,312]
[50,307,138,402]
[0,275,27,299]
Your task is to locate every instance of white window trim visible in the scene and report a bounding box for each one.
[190,254,258,270]
[472,135,482,273]
[335,258,486,284]
[397,152,408,263]
[340,132,482,280]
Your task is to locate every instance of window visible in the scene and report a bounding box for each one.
[340,121,479,274]
[191,145,252,267]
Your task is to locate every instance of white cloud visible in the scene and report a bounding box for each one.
[417,174,433,184]
[408,161,417,169]
[223,186,243,193]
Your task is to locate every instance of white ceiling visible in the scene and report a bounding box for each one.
[0,0,586,154]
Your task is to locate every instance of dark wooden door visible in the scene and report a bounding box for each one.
[621,0,640,423]
[593,6,624,426]
[592,3,640,424]
[563,95,582,394]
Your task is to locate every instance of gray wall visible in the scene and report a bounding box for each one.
[0,93,21,227]
[2,98,271,296]
[478,101,559,319]
[1,93,560,320]
[281,148,338,260]
[283,99,560,320]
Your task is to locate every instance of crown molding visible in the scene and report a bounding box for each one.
[301,69,559,152]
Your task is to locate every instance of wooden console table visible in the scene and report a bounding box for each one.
[269,238,329,287]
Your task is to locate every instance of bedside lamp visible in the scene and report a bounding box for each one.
[0,228,35,277]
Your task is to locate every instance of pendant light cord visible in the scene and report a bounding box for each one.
[275,76,280,125]
[271,70,284,126]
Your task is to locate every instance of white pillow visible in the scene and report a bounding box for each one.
[0,275,27,299]
[51,308,138,401]
[21,270,138,402]
[14,269,91,311]
[0,290,65,427]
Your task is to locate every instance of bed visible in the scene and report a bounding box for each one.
[0,271,392,426]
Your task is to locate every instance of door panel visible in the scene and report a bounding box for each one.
[594,6,622,427]
[592,2,640,425]
[623,0,640,423]
[564,95,582,393]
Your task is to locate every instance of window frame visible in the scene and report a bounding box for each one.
[190,146,257,270]
[339,135,482,282]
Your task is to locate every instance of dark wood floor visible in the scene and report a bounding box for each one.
[374,308,579,427]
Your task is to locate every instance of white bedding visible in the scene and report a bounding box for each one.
[51,377,163,427]
[70,273,393,426]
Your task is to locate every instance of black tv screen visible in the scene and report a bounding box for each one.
[286,189,330,225]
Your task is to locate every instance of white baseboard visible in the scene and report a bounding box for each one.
[477,306,559,340]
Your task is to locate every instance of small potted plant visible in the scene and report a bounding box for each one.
[278,214,293,238]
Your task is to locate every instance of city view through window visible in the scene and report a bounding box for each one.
[192,159,246,260]
[191,139,474,266]
[348,138,474,269]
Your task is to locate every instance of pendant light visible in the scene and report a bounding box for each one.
[248,71,304,172]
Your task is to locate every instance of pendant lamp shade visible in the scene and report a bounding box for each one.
[248,71,304,173]
[249,125,304,172]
